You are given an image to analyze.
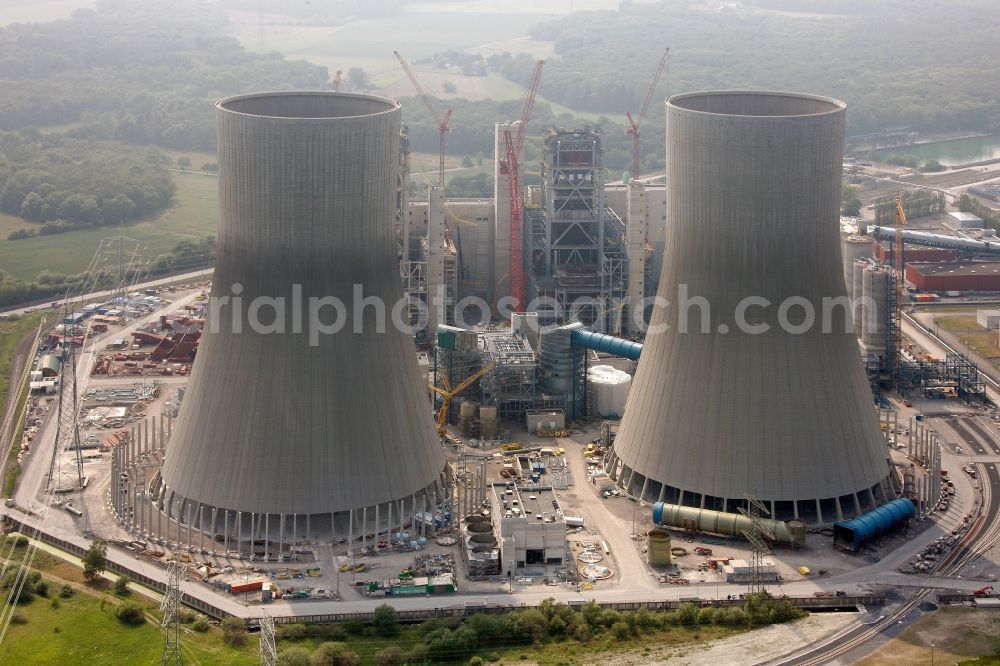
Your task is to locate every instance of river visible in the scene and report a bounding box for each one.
[871,135,1000,167]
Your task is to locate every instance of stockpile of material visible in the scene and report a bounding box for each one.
[587,365,631,417]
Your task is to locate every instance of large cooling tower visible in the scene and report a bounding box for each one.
[606,91,897,525]
[153,92,449,543]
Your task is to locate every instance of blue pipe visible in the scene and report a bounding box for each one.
[570,329,643,361]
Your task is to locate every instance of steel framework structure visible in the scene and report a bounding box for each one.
[161,559,184,665]
[528,129,627,331]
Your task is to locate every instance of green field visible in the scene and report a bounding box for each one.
[0,546,258,665]
[0,213,33,238]
[0,172,220,283]
[935,315,1000,360]
[227,6,542,85]
[0,313,44,406]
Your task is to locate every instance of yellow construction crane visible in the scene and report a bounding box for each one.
[428,361,497,436]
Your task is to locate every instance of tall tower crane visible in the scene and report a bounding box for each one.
[625,47,670,181]
[501,59,545,313]
[331,70,342,92]
[394,50,453,187]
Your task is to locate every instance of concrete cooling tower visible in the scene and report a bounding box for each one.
[605,91,898,525]
[151,92,449,545]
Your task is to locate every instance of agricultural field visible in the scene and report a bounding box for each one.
[0,213,33,239]
[0,172,220,283]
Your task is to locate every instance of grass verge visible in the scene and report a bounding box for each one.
[0,172,220,282]
[0,313,44,496]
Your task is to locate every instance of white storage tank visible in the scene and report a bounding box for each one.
[587,365,632,418]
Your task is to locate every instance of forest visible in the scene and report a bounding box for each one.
[0,0,328,151]
[522,0,1000,135]
[0,131,175,238]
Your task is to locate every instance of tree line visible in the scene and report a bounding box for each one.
[0,0,328,151]
[0,237,215,309]
[269,594,805,665]
[518,0,1000,136]
[0,130,175,239]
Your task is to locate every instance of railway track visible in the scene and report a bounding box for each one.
[779,461,999,665]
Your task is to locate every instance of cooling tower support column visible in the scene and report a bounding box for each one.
[609,91,898,525]
[148,92,450,545]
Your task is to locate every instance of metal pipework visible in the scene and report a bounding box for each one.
[652,502,805,546]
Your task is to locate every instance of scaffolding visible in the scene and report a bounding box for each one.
[433,339,484,424]
[480,331,538,422]
[893,352,988,404]
[526,128,628,332]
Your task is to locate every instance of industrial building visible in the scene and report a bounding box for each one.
[606,92,900,524]
[145,92,452,547]
[906,261,1000,292]
[490,482,567,578]
[396,125,667,341]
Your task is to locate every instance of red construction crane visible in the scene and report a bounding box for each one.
[331,70,342,92]
[394,50,453,187]
[502,59,545,313]
[625,46,670,181]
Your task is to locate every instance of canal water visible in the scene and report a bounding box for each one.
[870,135,1000,167]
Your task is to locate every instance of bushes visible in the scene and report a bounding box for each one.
[6,535,29,548]
[115,602,145,626]
[10,613,27,625]
[425,626,478,662]
[374,646,404,666]
[222,615,247,647]
[277,647,311,666]
[310,641,359,666]
[59,584,74,598]
[278,623,308,640]
[113,574,130,595]
[372,603,399,637]
[192,618,210,633]
[343,619,365,636]
[611,620,632,641]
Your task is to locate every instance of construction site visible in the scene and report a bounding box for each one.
[2,58,999,666]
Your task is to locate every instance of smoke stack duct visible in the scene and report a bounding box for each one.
[606,91,897,524]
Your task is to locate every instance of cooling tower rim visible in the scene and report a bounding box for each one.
[216,91,400,120]
[667,90,845,118]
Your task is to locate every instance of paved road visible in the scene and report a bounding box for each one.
[13,291,202,511]
[0,267,212,317]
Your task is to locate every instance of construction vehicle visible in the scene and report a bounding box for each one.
[394,50,452,187]
[625,47,670,181]
[974,585,994,596]
[428,361,496,436]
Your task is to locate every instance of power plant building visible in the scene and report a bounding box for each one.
[149,92,451,547]
[606,91,899,524]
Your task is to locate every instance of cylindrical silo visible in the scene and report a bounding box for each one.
[852,259,867,338]
[607,91,897,526]
[841,234,871,299]
[152,92,449,544]
[861,264,889,355]
[646,528,672,566]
